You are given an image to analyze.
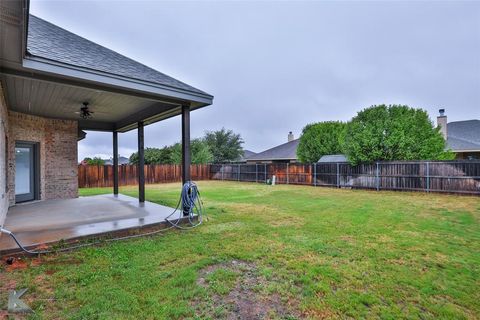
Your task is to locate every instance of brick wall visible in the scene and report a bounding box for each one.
[7,111,78,205]
[0,84,8,227]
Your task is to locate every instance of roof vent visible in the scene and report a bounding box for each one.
[439,108,445,116]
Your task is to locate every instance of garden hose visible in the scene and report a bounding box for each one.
[164,181,205,229]
[0,181,205,256]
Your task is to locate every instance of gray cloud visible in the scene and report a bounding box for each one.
[30,0,480,160]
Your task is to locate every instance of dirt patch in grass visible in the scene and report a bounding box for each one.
[0,272,17,291]
[194,260,301,319]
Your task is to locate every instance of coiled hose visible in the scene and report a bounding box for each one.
[165,181,204,229]
[0,181,205,256]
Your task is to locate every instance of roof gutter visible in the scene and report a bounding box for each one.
[21,56,213,105]
[22,0,30,57]
[451,149,480,153]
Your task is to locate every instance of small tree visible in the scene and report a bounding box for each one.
[170,138,213,164]
[344,104,454,165]
[297,121,347,163]
[204,128,244,163]
[129,140,213,165]
[85,157,105,165]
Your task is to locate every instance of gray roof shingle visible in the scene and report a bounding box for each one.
[27,15,210,96]
[318,154,347,162]
[447,120,480,151]
[239,149,257,161]
[246,139,299,161]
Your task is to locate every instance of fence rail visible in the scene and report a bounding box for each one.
[78,164,210,188]
[210,161,480,195]
[78,161,480,195]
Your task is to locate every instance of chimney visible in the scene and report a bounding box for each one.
[437,109,447,140]
[288,131,294,142]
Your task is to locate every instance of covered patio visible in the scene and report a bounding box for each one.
[0,2,213,254]
[0,194,183,253]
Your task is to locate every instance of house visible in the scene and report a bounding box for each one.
[437,110,480,159]
[318,154,347,162]
[237,149,257,163]
[104,156,130,165]
[0,0,213,247]
[246,132,299,163]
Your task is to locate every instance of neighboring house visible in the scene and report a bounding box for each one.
[0,1,213,229]
[237,149,257,163]
[318,154,347,162]
[246,132,299,163]
[437,110,480,159]
[104,156,129,165]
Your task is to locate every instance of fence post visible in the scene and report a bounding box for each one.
[426,161,430,192]
[264,163,267,183]
[221,164,224,181]
[336,162,340,188]
[313,163,317,186]
[376,162,379,191]
[287,163,289,184]
[238,164,240,181]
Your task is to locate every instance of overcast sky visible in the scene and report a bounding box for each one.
[30,0,480,161]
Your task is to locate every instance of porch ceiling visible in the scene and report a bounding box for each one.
[1,73,183,132]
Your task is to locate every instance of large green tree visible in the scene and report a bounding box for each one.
[170,138,213,164]
[204,128,244,163]
[344,104,454,165]
[297,121,347,163]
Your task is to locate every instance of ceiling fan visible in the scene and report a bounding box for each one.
[75,102,94,120]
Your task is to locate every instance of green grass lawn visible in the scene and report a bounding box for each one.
[1,181,479,319]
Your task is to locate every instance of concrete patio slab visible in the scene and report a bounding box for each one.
[0,194,181,253]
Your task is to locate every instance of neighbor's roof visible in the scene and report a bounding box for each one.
[318,154,348,163]
[239,149,257,162]
[447,120,480,151]
[104,156,130,165]
[246,139,299,161]
[27,15,210,97]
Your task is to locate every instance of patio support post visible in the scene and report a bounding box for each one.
[181,104,191,185]
[181,104,191,216]
[113,131,119,195]
[138,121,145,203]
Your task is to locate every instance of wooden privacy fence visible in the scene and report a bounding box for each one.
[210,161,480,195]
[79,161,480,195]
[78,164,210,188]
